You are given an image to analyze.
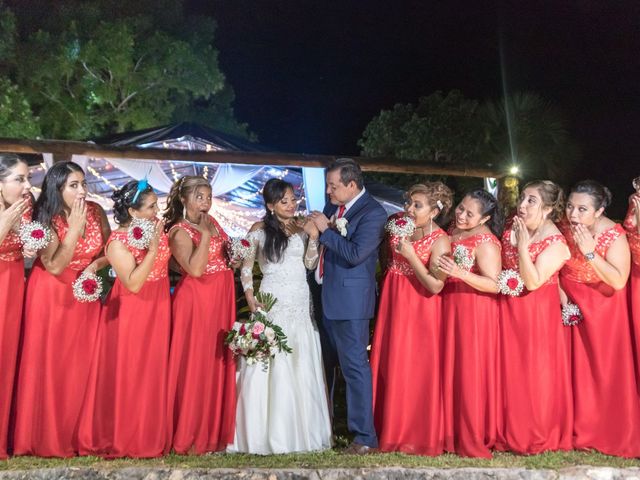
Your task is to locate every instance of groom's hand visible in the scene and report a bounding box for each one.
[309,211,330,233]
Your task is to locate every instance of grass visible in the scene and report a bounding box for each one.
[3,449,640,471]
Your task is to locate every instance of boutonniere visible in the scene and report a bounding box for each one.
[335,217,348,237]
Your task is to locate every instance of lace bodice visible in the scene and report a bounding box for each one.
[51,201,105,271]
[169,217,231,276]
[449,232,501,277]
[385,229,448,277]
[560,221,626,283]
[241,228,318,329]
[107,228,171,281]
[0,200,32,262]
[501,222,567,285]
[623,204,640,267]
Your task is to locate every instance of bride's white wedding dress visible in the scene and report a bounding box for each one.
[228,229,332,454]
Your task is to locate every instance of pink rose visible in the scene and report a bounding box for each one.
[252,322,265,336]
[507,278,520,290]
[31,229,45,240]
[396,219,407,227]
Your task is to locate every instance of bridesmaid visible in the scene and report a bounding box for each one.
[437,189,502,458]
[13,161,110,457]
[0,154,31,459]
[79,179,170,458]
[165,176,236,454]
[371,182,452,455]
[625,183,640,385]
[496,180,572,455]
[559,180,640,457]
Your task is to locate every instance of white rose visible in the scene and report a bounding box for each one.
[264,327,276,342]
[335,217,348,237]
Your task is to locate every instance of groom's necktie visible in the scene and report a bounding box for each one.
[318,205,346,280]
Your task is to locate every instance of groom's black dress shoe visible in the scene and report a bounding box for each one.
[344,442,377,455]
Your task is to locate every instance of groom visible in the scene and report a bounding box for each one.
[309,158,387,454]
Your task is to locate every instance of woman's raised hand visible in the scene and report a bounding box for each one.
[67,197,87,234]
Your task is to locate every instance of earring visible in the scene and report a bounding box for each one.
[182,206,187,219]
[429,217,433,235]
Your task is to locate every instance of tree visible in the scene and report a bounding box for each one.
[0,1,252,140]
[480,92,579,183]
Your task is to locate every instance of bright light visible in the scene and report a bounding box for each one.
[509,165,519,175]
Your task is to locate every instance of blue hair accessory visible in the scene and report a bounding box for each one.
[131,168,152,203]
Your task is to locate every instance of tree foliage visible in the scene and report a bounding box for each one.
[0,0,252,140]
[359,90,579,182]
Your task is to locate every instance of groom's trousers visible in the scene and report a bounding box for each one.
[321,315,378,448]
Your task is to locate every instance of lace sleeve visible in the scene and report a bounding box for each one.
[241,230,262,292]
[304,234,320,270]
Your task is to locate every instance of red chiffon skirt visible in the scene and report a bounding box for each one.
[0,259,24,459]
[371,273,444,456]
[442,280,499,458]
[496,282,573,454]
[630,264,640,390]
[78,277,171,458]
[562,277,640,457]
[167,271,236,454]
[12,261,101,457]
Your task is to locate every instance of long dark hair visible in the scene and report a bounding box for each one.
[34,161,85,227]
[262,178,294,263]
[464,188,504,237]
[163,175,211,232]
[112,179,154,225]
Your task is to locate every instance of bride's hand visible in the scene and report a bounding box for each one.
[246,294,265,313]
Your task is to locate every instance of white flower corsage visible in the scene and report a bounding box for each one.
[497,269,525,296]
[127,218,155,249]
[19,221,52,251]
[335,217,348,237]
[561,302,583,326]
[72,270,103,303]
[385,216,415,237]
[453,244,474,271]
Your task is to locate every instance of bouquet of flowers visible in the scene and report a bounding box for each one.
[225,292,292,369]
[561,302,583,326]
[385,215,415,237]
[19,221,52,251]
[497,269,524,296]
[452,244,475,271]
[72,270,103,303]
[227,237,254,262]
[127,218,155,249]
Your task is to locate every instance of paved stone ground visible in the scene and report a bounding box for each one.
[1,468,640,480]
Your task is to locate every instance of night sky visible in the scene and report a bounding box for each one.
[190,0,639,215]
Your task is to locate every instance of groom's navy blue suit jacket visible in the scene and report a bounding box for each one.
[319,190,387,320]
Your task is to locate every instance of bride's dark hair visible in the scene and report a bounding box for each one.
[262,178,294,264]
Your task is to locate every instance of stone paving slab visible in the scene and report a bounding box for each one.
[2,468,640,480]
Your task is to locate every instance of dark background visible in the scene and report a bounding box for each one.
[189,0,639,217]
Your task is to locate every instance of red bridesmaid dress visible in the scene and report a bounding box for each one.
[79,229,171,458]
[442,233,500,458]
[0,205,31,459]
[560,221,640,457]
[167,217,236,454]
[496,223,573,454]
[624,206,640,387]
[371,226,447,456]
[12,202,105,457]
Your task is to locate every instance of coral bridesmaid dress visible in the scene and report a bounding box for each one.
[167,217,236,454]
[79,229,171,458]
[560,221,640,457]
[624,205,640,388]
[371,226,447,456]
[441,233,500,458]
[496,222,573,454]
[0,205,31,459]
[13,202,105,457]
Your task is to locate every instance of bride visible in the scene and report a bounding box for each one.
[228,178,332,454]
